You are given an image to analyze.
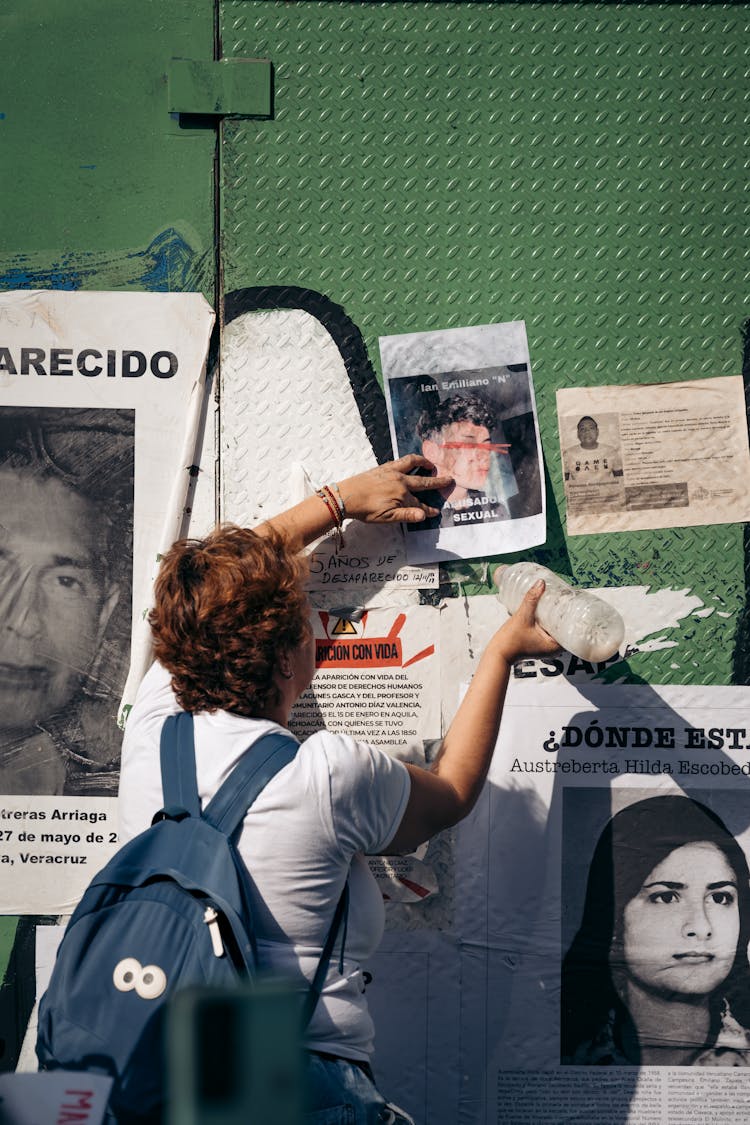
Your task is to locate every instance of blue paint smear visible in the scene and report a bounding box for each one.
[0,265,82,290]
[0,113,6,120]
[134,228,202,291]
[79,164,96,169]
[0,228,203,293]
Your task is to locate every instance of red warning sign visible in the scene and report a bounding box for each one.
[315,612,406,669]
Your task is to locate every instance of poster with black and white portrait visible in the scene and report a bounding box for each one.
[380,321,545,563]
[0,406,134,799]
[0,289,214,914]
[476,680,750,1124]
[561,786,750,1070]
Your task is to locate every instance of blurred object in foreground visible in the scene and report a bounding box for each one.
[167,982,303,1125]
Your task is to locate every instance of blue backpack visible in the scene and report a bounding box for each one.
[36,712,347,1123]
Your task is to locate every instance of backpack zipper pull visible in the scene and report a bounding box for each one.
[203,906,224,958]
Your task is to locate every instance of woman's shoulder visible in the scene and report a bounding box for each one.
[121,663,180,761]
[298,730,410,857]
[299,729,409,780]
[128,662,179,723]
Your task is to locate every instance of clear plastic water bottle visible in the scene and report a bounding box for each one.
[494,562,625,662]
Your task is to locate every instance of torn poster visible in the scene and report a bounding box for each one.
[0,289,214,913]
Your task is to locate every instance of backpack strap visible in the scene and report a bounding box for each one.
[159,712,201,818]
[159,713,347,1027]
[159,715,298,835]
[203,730,299,837]
[301,879,349,1030]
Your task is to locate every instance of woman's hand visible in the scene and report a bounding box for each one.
[258,455,453,549]
[337,456,453,524]
[489,579,561,664]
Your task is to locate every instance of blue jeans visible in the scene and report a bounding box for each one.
[303,1053,415,1125]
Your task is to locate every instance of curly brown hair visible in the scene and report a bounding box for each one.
[149,525,310,715]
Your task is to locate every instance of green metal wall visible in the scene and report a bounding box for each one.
[219,0,750,687]
[1,0,750,1079]
[1,0,216,295]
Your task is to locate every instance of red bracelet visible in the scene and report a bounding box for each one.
[315,487,345,550]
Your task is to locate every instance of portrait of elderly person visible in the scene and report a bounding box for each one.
[561,795,750,1067]
[118,454,558,1123]
[0,406,134,796]
[415,393,511,528]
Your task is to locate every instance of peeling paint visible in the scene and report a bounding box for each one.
[593,585,708,653]
[0,228,210,294]
[440,584,722,727]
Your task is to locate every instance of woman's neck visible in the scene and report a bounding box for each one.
[254,701,290,726]
[618,979,713,1066]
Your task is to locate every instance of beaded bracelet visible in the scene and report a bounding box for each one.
[329,481,347,521]
[315,485,345,550]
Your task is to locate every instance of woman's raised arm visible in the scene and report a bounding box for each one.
[256,455,453,551]
[384,580,560,854]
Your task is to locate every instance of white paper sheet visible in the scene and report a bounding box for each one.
[0,289,214,911]
[380,321,546,563]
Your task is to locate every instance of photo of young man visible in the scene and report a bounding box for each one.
[415,393,511,528]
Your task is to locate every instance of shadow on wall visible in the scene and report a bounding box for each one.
[731,317,750,685]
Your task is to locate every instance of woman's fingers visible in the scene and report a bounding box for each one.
[391,454,453,496]
[520,579,546,616]
[391,454,434,475]
[495,580,561,661]
[405,471,453,495]
[338,457,452,523]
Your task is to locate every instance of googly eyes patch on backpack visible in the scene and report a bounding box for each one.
[113,958,167,999]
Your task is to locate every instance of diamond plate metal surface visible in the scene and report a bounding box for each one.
[219,302,425,606]
[219,1,750,684]
[221,307,377,518]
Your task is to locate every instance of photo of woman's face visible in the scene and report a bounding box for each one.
[617,842,741,999]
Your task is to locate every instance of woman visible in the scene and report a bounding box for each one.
[561,794,750,1067]
[119,455,558,1122]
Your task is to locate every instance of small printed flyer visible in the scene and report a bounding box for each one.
[290,605,440,749]
[557,376,750,536]
[290,604,441,907]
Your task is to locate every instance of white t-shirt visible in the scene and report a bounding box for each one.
[118,662,411,1061]
[563,442,623,483]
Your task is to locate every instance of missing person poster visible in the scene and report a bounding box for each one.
[289,604,442,909]
[370,678,750,1124]
[380,321,546,563]
[0,289,214,913]
[290,605,439,749]
[557,376,750,536]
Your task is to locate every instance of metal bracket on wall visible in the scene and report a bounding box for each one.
[167,58,272,117]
